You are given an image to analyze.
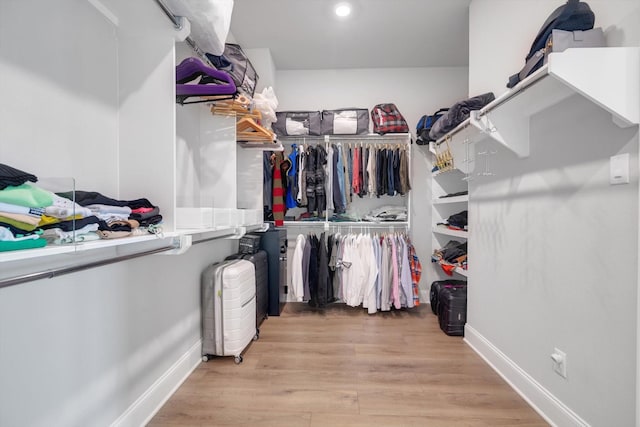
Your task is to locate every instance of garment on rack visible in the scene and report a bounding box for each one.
[297,145,307,207]
[291,234,306,301]
[272,151,285,226]
[331,145,346,214]
[263,152,273,213]
[326,146,334,212]
[314,145,327,215]
[285,144,298,209]
[407,238,422,306]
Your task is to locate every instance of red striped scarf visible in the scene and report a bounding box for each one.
[272,152,285,226]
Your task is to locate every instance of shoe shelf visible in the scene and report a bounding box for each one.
[432,226,468,239]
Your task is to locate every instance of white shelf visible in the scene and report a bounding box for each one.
[431,47,639,163]
[280,133,412,143]
[433,195,469,205]
[432,226,468,239]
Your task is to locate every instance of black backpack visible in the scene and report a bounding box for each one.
[507,0,595,88]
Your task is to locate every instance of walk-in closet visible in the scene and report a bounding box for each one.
[0,1,638,426]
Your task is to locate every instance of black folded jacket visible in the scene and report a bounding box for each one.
[429,93,496,141]
[0,163,38,190]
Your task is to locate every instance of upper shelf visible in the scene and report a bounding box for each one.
[430,47,639,166]
[279,133,412,143]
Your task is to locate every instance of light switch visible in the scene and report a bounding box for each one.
[610,153,630,185]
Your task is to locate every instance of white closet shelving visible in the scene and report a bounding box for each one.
[431,167,468,279]
[279,133,412,230]
[429,47,639,164]
[426,46,640,285]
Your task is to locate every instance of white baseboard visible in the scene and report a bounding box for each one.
[111,340,202,427]
[464,325,590,427]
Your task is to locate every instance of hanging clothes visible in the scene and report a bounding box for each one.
[263,152,273,213]
[352,145,360,196]
[272,152,285,226]
[285,144,298,209]
[291,230,420,314]
[325,145,334,212]
[297,144,307,207]
[332,144,346,214]
[305,146,317,214]
[336,143,347,210]
[291,234,306,302]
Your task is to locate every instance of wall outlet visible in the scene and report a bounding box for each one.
[610,153,630,185]
[551,348,567,379]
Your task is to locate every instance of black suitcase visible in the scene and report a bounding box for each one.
[226,250,269,329]
[239,233,261,254]
[438,285,468,336]
[430,279,467,315]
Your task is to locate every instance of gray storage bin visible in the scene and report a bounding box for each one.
[321,108,369,135]
[273,111,322,136]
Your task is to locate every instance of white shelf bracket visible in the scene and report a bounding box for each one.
[159,234,192,255]
[470,110,530,158]
[547,47,639,128]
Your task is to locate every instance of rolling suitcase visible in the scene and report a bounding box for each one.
[430,279,467,315]
[437,285,468,336]
[201,259,258,364]
[226,250,269,330]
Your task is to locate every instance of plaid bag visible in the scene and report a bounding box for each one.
[371,103,410,135]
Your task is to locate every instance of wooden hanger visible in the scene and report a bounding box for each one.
[236,117,275,142]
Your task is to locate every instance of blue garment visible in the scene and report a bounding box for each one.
[387,148,395,196]
[336,143,347,208]
[285,144,298,209]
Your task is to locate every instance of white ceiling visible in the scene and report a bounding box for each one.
[229,0,472,70]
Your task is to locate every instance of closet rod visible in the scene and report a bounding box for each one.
[152,0,212,66]
[477,69,546,117]
[0,243,178,290]
[154,0,183,29]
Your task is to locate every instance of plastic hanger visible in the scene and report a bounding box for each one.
[175,57,237,105]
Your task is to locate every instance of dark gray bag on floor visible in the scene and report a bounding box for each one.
[226,250,269,328]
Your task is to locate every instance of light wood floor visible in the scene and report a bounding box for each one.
[149,303,549,427]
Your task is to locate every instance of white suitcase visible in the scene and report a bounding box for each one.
[201,259,258,364]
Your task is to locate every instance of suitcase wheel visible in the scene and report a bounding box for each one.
[253,330,260,341]
[202,355,209,362]
[234,355,243,364]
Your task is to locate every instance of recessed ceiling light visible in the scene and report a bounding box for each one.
[335,3,351,17]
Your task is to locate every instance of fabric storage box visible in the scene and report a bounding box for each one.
[321,108,369,135]
[239,234,262,254]
[273,111,322,136]
[206,43,258,97]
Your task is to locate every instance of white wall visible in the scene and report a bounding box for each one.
[245,48,277,93]
[0,0,119,194]
[0,238,236,427]
[468,1,640,425]
[275,67,469,295]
